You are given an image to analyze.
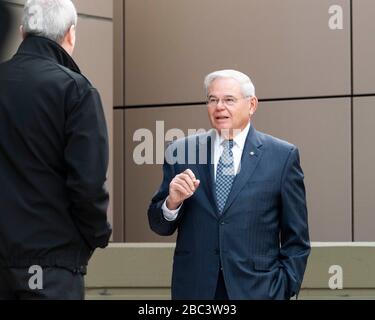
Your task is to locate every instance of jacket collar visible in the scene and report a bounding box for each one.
[220,125,264,215]
[16,35,81,74]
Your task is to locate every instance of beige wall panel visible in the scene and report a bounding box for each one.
[125,106,211,242]
[2,5,115,229]
[353,97,375,241]
[113,110,124,241]
[254,98,352,241]
[5,0,113,18]
[125,0,350,106]
[353,0,375,94]
[113,0,124,106]
[73,0,113,18]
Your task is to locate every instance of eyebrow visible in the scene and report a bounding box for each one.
[208,95,236,99]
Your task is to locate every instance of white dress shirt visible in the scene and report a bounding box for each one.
[162,122,251,221]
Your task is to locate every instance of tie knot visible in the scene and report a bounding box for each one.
[223,139,234,150]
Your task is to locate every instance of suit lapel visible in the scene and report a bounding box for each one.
[196,130,219,216]
[221,125,264,215]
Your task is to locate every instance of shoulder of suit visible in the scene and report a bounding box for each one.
[255,129,297,152]
[166,130,212,149]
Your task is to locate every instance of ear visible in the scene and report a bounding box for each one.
[249,96,258,117]
[66,24,76,48]
[20,25,26,39]
[61,25,76,56]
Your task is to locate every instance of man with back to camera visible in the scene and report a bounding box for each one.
[148,69,311,300]
[0,0,112,299]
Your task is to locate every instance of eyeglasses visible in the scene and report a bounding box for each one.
[206,96,247,107]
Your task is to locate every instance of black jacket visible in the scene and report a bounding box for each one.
[0,36,112,271]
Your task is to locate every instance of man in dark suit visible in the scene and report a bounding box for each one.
[148,69,310,300]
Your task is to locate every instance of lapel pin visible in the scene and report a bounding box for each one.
[250,151,255,156]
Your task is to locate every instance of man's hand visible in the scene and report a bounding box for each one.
[166,169,200,210]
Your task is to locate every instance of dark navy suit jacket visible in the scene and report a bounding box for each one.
[148,125,310,300]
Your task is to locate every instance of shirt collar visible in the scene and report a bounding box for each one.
[214,121,251,151]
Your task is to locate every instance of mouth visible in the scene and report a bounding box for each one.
[215,116,230,120]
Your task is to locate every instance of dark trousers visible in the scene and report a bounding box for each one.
[214,270,228,300]
[0,267,85,300]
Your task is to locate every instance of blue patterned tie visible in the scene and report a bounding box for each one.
[216,140,235,214]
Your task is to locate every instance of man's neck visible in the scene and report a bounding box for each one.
[218,122,251,141]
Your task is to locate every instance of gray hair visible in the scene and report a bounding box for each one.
[22,0,77,44]
[204,69,255,98]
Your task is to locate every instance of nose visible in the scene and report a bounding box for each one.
[216,99,226,109]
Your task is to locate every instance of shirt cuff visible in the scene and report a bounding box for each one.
[162,198,182,221]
